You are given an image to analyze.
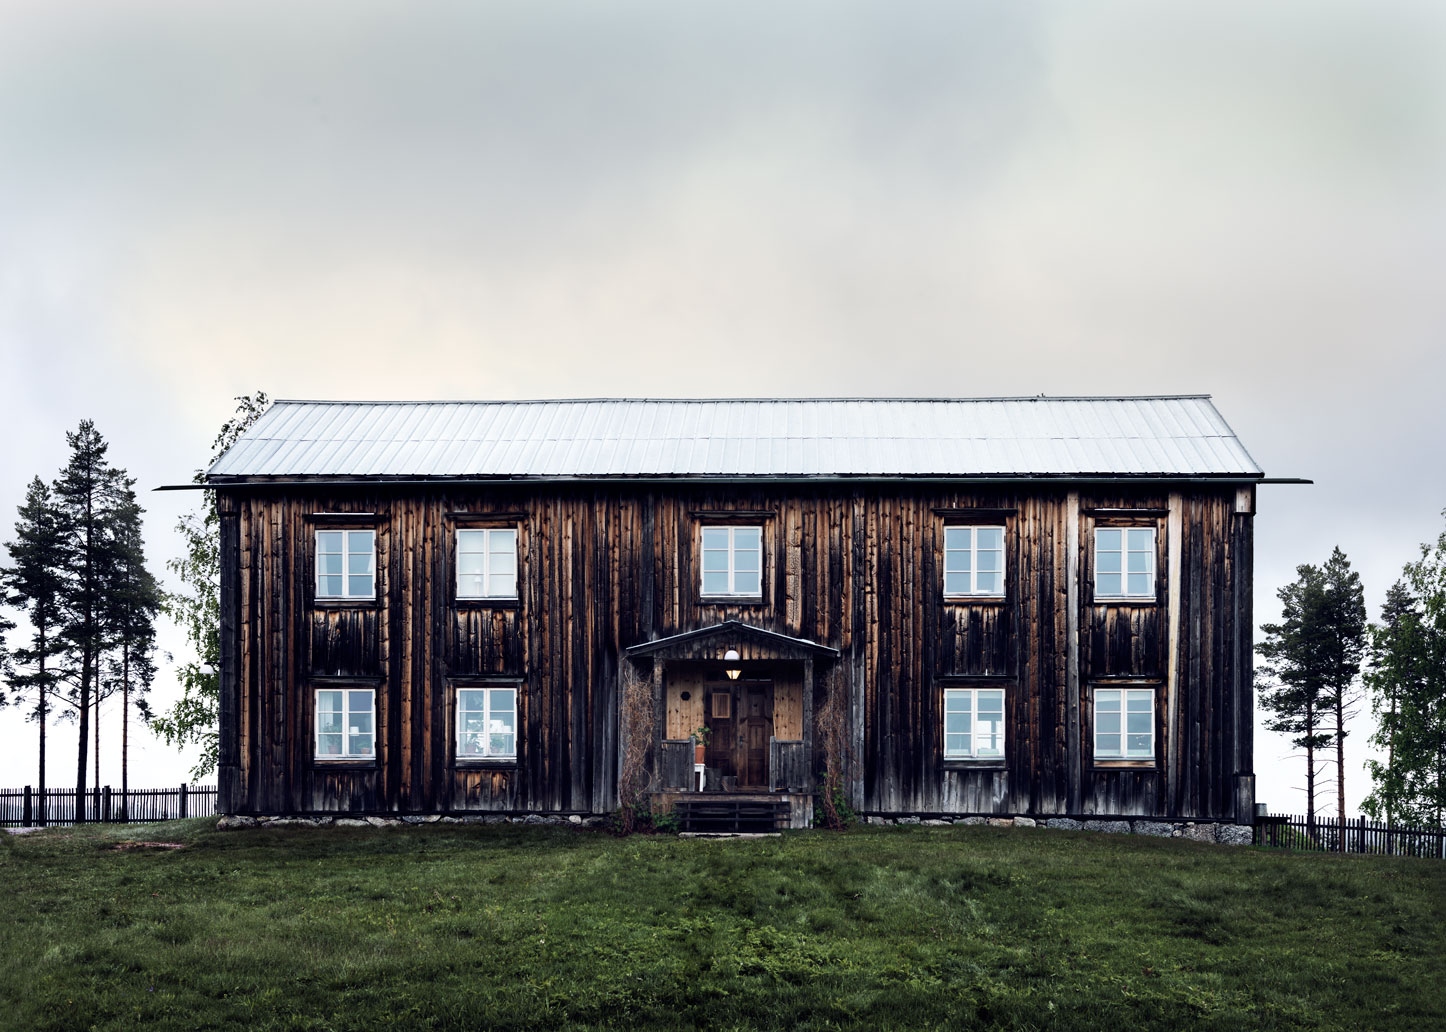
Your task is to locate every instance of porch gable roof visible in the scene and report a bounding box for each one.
[625,621,839,662]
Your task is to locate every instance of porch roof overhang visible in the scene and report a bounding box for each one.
[625,621,840,663]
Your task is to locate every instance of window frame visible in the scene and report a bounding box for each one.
[314,527,377,602]
[1092,525,1159,602]
[941,684,1008,765]
[942,524,1007,599]
[313,685,377,762]
[1090,684,1159,766]
[699,524,765,600]
[450,679,524,768]
[455,527,519,601]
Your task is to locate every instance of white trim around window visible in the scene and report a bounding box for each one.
[316,529,376,600]
[456,685,518,760]
[1094,527,1156,599]
[943,525,1005,597]
[456,528,518,600]
[943,687,1005,760]
[315,687,376,759]
[700,525,763,597]
[1094,687,1155,761]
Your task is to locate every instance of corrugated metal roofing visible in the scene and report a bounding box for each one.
[205,396,1262,480]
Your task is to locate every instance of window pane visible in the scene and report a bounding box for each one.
[350,713,373,737]
[318,733,343,755]
[944,692,967,713]
[978,691,1004,715]
[943,550,967,575]
[944,571,968,595]
[976,549,1002,573]
[458,552,485,576]
[461,711,487,735]
[317,531,342,553]
[319,552,343,576]
[318,706,342,735]
[489,550,517,576]
[491,529,517,554]
[319,575,343,596]
[1097,733,1121,756]
[734,547,760,572]
[1127,551,1151,573]
[1097,710,1120,735]
[1097,690,1121,710]
[976,527,1003,550]
[349,690,372,711]
[488,574,517,598]
[458,574,484,597]
[703,570,729,594]
[733,527,761,549]
[1127,734,1151,754]
[1126,692,1152,712]
[975,571,1000,594]
[945,712,965,735]
[348,551,372,575]
[1097,572,1122,596]
[491,688,515,711]
[977,719,1002,756]
[1127,572,1152,596]
[944,527,971,551]
[1096,529,1121,551]
[1127,528,1153,551]
[945,733,967,757]
[347,574,373,596]
[1126,710,1151,734]
[349,732,373,756]
[1097,550,1121,573]
[734,570,761,596]
[457,529,484,552]
[490,733,515,757]
[702,549,730,571]
[702,527,729,549]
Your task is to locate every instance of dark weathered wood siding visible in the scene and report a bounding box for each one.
[218,482,1253,820]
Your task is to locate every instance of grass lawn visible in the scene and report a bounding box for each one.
[2,820,1443,1031]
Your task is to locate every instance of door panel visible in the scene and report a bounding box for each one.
[702,682,774,789]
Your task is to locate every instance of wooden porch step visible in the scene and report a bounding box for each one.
[674,797,790,834]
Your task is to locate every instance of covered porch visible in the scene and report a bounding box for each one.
[624,621,840,830]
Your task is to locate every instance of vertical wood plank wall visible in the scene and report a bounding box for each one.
[219,483,1253,820]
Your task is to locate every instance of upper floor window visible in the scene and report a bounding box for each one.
[1094,687,1154,760]
[1094,527,1155,599]
[701,526,762,597]
[943,526,1005,597]
[457,686,517,760]
[943,687,1005,759]
[315,688,375,759]
[316,529,375,600]
[457,528,518,599]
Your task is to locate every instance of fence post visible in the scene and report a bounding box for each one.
[180,783,188,820]
[23,786,32,828]
[103,786,112,823]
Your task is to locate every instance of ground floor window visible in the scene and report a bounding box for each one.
[1094,687,1155,760]
[315,688,375,758]
[457,686,517,759]
[943,687,1005,759]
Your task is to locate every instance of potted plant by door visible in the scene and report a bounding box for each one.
[690,725,711,765]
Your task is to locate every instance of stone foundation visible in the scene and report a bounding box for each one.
[861,814,1254,846]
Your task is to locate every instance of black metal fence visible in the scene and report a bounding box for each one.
[0,785,217,828]
[1254,813,1445,859]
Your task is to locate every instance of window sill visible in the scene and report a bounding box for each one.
[455,597,521,609]
[942,760,1006,771]
[942,595,1007,604]
[1092,760,1157,770]
[313,598,380,610]
[698,596,767,606]
[312,759,378,770]
[452,759,520,770]
[1091,597,1158,606]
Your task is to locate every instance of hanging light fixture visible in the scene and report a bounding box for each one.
[723,649,742,680]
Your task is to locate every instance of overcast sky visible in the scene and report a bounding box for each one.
[1,1,1443,814]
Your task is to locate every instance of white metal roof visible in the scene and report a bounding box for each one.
[205,396,1262,481]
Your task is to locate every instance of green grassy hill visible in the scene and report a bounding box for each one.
[2,820,1442,1031]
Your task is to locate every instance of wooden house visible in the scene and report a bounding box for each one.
[205,396,1265,830]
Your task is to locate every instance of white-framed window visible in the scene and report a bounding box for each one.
[1094,527,1156,599]
[457,528,518,599]
[315,688,375,759]
[456,686,517,760]
[943,687,1005,759]
[943,525,1005,597]
[701,526,762,597]
[316,529,376,600]
[1094,688,1155,760]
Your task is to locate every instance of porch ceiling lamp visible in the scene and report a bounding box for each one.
[723,649,742,680]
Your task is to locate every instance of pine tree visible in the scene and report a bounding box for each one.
[2,478,72,825]
[1363,581,1421,824]
[1315,548,1367,832]
[52,420,127,820]
[1258,564,1329,821]
[100,480,160,819]
[154,392,269,778]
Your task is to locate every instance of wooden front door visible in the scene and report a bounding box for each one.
[703,682,773,789]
